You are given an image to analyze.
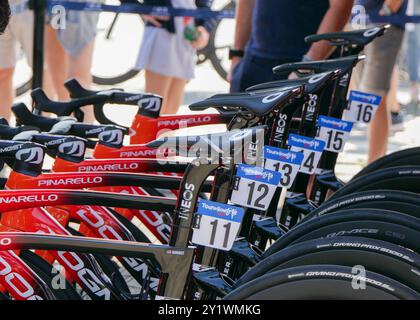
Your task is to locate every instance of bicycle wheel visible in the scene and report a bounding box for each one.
[225,265,419,300]
[91,12,142,85]
[303,190,420,222]
[207,0,236,81]
[352,147,420,180]
[234,237,420,292]
[19,250,82,300]
[14,49,32,97]
[263,209,420,258]
[330,166,420,201]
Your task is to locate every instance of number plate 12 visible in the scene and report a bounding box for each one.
[230,164,281,211]
[192,200,244,251]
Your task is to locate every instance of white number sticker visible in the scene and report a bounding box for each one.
[192,200,244,251]
[263,146,304,189]
[343,90,382,123]
[230,164,281,211]
[317,116,353,153]
[287,134,326,175]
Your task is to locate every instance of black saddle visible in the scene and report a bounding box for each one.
[189,85,303,117]
[305,25,389,47]
[273,55,364,77]
[246,70,340,94]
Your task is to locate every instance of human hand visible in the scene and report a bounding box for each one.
[190,26,210,50]
[227,56,242,83]
[380,0,404,15]
[142,15,170,27]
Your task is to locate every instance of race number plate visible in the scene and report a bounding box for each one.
[287,134,326,175]
[263,146,304,189]
[343,90,382,123]
[230,164,281,211]
[192,200,244,251]
[317,116,353,153]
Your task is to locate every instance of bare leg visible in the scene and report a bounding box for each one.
[164,77,187,115]
[68,41,95,123]
[144,70,172,114]
[388,66,400,113]
[0,67,15,121]
[368,97,390,163]
[45,25,69,100]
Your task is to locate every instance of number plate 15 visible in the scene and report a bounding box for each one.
[263,146,304,189]
[317,116,353,153]
[192,200,244,251]
[230,164,281,211]
[343,90,382,123]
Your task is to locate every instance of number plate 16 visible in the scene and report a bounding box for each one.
[192,200,244,251]
[343,90,382,123]
[230,164,281,211]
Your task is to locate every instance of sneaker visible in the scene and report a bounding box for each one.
[391,111,405,131]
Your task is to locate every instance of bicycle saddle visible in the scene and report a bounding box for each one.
[305,25,389,47]
[273,55,364,77]
[188,85,303,117]
[246,70,340,93]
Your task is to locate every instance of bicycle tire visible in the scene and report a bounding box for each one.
[92,69,141,86]
[208,0,236,81]
[352,147,420,180]
[225,265,419,300]
[234,237,420,292]
[303,190,420,222]
[263,209,420,258]
[67,227,131,295]
[329,166,420,201]
[16,79,32,97]
[19,250,82,300]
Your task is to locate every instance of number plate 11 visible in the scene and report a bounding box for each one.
[192,200,244,251]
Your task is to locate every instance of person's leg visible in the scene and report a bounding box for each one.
[360,26,404,163]
[368,98,391,162]
[68,41,95,122]
[45,25,69,100]
[163,77,187,115]
[0,67,14,119]
[144,69,172,115]
[388,65,400,113]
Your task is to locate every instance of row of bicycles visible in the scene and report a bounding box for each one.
[0,24,419,300]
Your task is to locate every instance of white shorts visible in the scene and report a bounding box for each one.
[0,8,33,69]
